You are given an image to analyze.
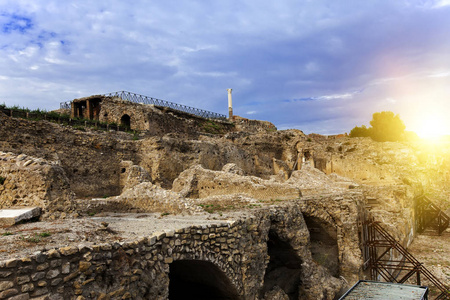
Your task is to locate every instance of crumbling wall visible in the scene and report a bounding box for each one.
[172,164,301,200]
[98,97,154,131]
[97,96,235,135]
[298,192,365,284]
[0,204,350,300]
[0,116,138,199]
[231,115,277,133]
[136,130,306,188]
[0,152,75,218]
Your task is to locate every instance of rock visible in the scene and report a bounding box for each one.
[221,163,244,175]
[172,164,301,200]
[105,182,203,214]
[0,151,75,218]
[263,286,289,300]
[0,207,41,226]
[120,161,152,191]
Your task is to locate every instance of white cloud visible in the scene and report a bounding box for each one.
[0,0,450,135]
[428,71,450,78]
[385,97,397,104]
[432,0,450,8]
[317,93,354,101]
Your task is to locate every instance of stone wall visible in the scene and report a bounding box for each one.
[98,98,152,131]
[172,164,301,200]
[0,220,259,300]
[85,96,235,136]
[0,113,305,196]
[0,116,138,200]
[72,95,275,135]
[0,203,359,300]
[0,152,75,218]
[231,116,277,133]
[297,192,364,283]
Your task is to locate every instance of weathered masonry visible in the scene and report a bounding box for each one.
[63,92,276,134]
[0,197,364,299]
[63,93,232,135]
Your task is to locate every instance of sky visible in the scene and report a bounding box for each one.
[1,0,450,135]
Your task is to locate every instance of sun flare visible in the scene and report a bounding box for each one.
[413,114,449,140]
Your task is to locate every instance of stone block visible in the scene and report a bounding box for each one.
[0,281,14,292]
[9,294,30,300]
[0,208,41,226]
[0,288,18,299]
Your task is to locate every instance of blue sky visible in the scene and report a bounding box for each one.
[1,0,450,135]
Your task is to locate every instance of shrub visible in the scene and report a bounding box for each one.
[349,125,371,137]
[349,111,405,142]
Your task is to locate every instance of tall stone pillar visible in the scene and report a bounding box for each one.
[86,100,92,120]
[71,102,76,118]
[227,88,233,119]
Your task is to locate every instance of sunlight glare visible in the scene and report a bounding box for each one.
[414,115,448,140]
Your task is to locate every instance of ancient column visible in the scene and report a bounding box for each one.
[71,102,76,119]
[227,88,233,119]
[86,99,92,120]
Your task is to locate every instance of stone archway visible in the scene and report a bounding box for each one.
[168,260,241,300]
[261,229,303,300]
[120,114,131,128]
[303,215,339,276]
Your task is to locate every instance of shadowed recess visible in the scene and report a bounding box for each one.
[261,229,303,300]
[304,215,339,276]
[120,114,131,128]
[168,260,241,300]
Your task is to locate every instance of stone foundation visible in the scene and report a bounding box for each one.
[0,201,363,300]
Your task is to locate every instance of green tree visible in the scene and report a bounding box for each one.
[370,111,405,142]
[349,111,406,142]
[349,125,371,137]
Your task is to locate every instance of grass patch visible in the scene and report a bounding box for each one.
[1,232,13,236]
[21,232,51,243]
[198,197,251,213]
[202,120,223,134]
[259,199,285,205]
[198,204,224,213]
[247,204,262,209]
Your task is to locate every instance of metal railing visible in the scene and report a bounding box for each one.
[60,101,71,110]
[59,91,227,120]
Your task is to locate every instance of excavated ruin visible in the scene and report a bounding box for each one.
[0,101,449,299]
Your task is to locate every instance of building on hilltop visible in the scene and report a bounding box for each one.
[63,92,276,134]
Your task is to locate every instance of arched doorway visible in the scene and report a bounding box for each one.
[120,114,131,128]
[169,260,240,300]
[304,216,339,276]
[261,230,303,300]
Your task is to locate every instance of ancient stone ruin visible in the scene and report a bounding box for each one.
[0,94,448,299]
